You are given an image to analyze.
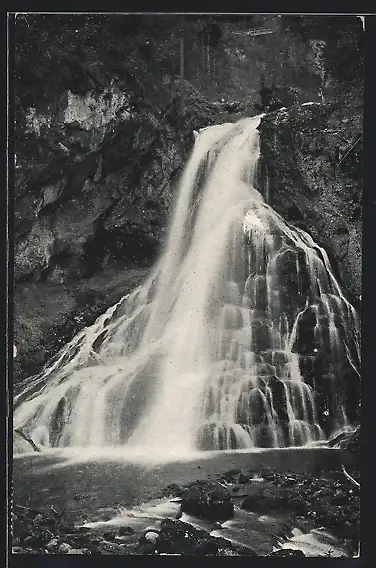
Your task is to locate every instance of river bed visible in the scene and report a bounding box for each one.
[12,446,355,556]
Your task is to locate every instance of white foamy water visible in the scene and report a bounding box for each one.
[14,115,360,457]
[79,500,348,557]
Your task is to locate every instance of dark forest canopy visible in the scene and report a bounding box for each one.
[14,13,363,114]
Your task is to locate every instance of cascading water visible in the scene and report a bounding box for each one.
[14,115,361,455]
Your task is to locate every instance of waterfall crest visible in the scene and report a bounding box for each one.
[14,115,360,454]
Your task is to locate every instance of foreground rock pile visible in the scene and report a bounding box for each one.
[11,503,303,557]
[218,468,360,555]
[12,468,359,556]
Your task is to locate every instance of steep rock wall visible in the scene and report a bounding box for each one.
[14,80,219,382]
[258,101,362,305]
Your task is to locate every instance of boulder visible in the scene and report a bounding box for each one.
[242,491,289,513]
[58,542,73,553]
[269,548,306,557]
[180,480,234,521]
[155,518,252,556]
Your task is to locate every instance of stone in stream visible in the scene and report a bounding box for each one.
[269,548,306,557]
[46,538,60,551]
[58,542,72,553]
[155,518,252,556]
[180,480,234,521]
[66,548,89,554]
[160,483,183,498]
[117,526,135,537]
[144,531,160,545]
[95,506,121,521]
[241,491,289,513]
[102,530,119,541]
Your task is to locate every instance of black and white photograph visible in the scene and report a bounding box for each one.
[10,12,363,558]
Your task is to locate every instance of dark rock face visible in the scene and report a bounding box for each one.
[258,103,362,302]
[15,93,180,285]
[180,480,234,521]
[14,79,219,383]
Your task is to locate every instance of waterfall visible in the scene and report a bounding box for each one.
[14,115,360,455]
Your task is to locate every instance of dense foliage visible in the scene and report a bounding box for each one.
[15,14,363,116]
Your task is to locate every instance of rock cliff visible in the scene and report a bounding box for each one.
[258,99,362,305]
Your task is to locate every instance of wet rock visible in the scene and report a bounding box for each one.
[220,470,250,485]
[155,518,250,556]
[23,532,53,548]
[237,472,250,484]
[32,513,45,526]
[292,305,319,355]
[145,532,159,544]
[217,548,241,556]
[102,530,119,541]
[160,483,183,498]
[251,320,272,353]
[254,424,278,448]
[66,548,88,554]
[194,539,219,555]
[58,542,73,553]
[46,538,60,551]
[93,540,130,554]
[181,480,234,521]
[269,548,306,557]
[244,275,268,311]
[331,425,360,463]
[155,518,205,554]
[13,429,41,453]
[95,506,120,521]
[117,526,135,537]
[242,490,289,513]
[221,468,241,481]
[141,529,160,545]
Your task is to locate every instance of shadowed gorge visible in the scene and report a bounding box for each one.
[14,116,360,454]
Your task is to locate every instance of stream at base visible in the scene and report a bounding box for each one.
[13,447,353,557]
[81,494,348,557]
